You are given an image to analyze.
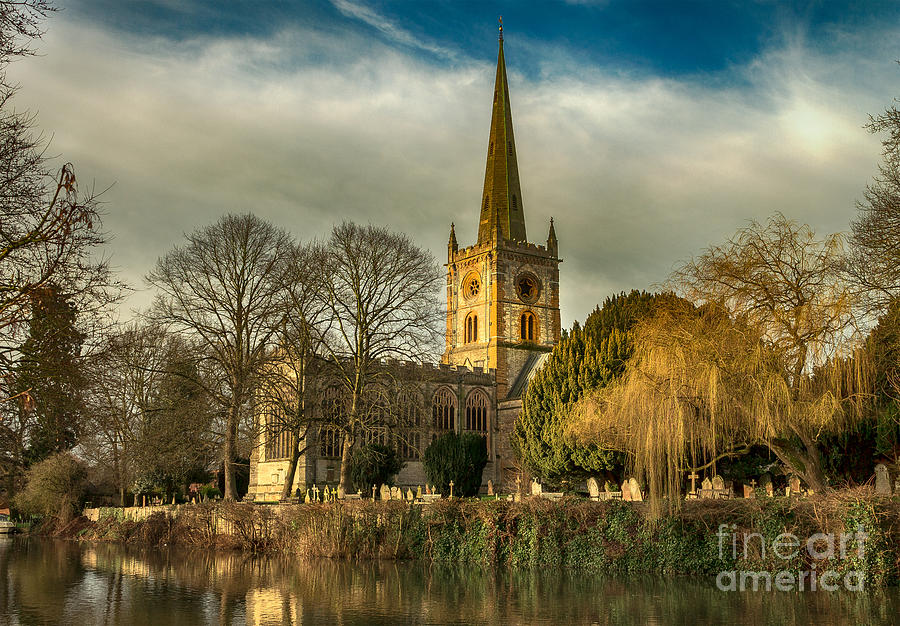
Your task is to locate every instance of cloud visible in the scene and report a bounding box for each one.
[5,16,896,329]
[329,0,457,59]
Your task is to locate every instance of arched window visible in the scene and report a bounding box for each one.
[520,311,537,342]
[398,432,421,460]
[318,426,341,458]
[321,386,344,423]
[264,408,293,460]
[399,390,421,427]
[465,390,489,433]
[465,313,478,344]
[432,388,456,431]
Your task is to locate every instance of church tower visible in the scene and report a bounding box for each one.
[443,23,561,399]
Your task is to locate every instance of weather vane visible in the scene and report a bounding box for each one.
[499,16,503,41]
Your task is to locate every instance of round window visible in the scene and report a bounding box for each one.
[463,273,481,300]
[516,273,540,303]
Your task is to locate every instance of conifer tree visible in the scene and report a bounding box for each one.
[513,290,673,482]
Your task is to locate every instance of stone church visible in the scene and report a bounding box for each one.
[247,29,561,500]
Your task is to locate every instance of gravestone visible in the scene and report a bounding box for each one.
[487,480,494,496]
[895,478,900,496]
[587,477,601,499]
[628,477,643,502]
[875,464,891,495]
[700,477,713,499]
[380,484,391,501]
[416,485,423,499]
[304,489,311,504]
[711,475,725,498]
[742,484,754,499]
[788,476,801,497]
[391,486,401,501]
[621,481,631,502]
[531,479,542,496]
[406,488,414,501]
[759,473,773,497]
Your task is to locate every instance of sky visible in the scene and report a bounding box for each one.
[7,0,900,329]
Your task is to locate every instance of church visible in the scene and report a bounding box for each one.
[247,28,561,500]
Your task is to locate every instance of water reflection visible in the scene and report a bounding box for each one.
[0,537,897,625]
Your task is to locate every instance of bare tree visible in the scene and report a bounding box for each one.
[255,243,328,500]
[314,222,442,495]
[146,213,293,500]
[81,323,167,505]
[847,78,900,313]
[0,1,121,406]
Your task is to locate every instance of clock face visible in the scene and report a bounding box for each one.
[463,273,481,300]
[516,274,540,303]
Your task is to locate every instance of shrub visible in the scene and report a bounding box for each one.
[349,443,404,492]
[423,432,488,497]
[15,453,87,523]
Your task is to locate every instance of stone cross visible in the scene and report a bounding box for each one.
[312,484,320,501]
[449,480,454,499]
[324,485,331,502]
[875,464,891,496]
[688,472,699,494]
[372,484,377,500]
[515,474,522,495]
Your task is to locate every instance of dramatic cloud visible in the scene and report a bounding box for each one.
[6,16,896,327]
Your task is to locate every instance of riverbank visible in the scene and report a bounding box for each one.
[60,489,900,586]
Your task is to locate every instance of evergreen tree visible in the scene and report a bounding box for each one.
[15,286,86,463]
[513,290,674,482]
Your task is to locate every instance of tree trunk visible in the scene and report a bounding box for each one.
[338,433,353,495]
[280,437,301,500]
[223,399,240,500]
[769,438,829,493]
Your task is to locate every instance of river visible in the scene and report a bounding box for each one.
[0,537,897,624]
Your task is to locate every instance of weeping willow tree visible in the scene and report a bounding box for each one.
[570,215,871,511]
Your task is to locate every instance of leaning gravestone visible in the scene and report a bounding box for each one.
[628,477,643,502]
[759,473,773,497]
[587,477,601,499]
[379,484,391,501]
[875,464,891,496]
[531,479,542,496]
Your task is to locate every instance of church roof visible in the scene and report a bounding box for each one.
[477,23,527,245]
[506,351,550,400]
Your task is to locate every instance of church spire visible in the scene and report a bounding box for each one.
[477,19,527,245]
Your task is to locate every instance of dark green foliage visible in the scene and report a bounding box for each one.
[423,432,488,497]
[865,298,900,458]
[349,443,404,492]
[15,287,86,463]
[514,290,675,481]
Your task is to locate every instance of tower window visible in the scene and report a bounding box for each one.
[520,311,537,342]
[465,313,479,343]
[512,195,517,210]
[508,142,513,156]
[463,273,481,300]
